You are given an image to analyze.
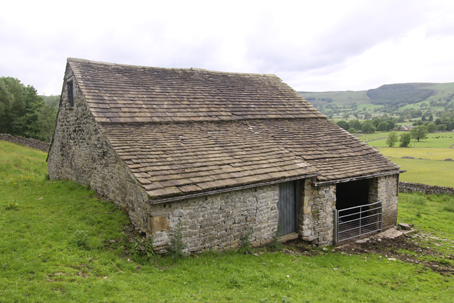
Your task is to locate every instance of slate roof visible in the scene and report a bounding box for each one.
[67,58,400,202]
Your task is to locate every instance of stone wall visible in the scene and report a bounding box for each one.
[298,175,399,246]
[0,133,49,152]
[145,185,280,253]
[299,179,336,245]
[47,65,150,232]
[399,182,454,196]
[370,174,399,227]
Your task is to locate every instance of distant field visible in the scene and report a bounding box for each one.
[422,82,454,103]
[299,90,370,106]
[356,131,391,142]
[363,132,454,187]
[367,132,454,148]
[388,157,454,187]
[378,147,454,160]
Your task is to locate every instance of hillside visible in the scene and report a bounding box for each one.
[299,82,454,120]
[366,83,434,105]
[1,141,454,302]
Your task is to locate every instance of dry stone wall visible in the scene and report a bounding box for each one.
[145,185,280,253]
[0,133,49,152]
[399,182,454,196]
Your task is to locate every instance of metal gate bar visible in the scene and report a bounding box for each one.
[333,200,382,243]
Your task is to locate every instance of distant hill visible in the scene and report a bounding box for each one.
[299,82,454,106]
[366,83,434,105]
[298,82,454,119]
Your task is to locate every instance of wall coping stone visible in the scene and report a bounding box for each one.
[0,133,49,152]
[399,181,454,196]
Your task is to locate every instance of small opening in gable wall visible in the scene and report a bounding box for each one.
[67,80,74,107]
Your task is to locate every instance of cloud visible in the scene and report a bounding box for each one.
[2,0,454,94]
[244,1,433,74]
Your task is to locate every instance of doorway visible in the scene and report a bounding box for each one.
[278,181,299,236]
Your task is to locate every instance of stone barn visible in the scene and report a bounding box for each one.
[47,58,402,252]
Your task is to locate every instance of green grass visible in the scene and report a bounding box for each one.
[368,132,454,148]
[362,132,454,187]
[1,182,453,302]
[422,82,454,104]
[299,90,371,106]
[377,147,454,161]
[1,142,454,302]
[0,141,48,183]
[399,192,454,255]
[390,158,454,188]
[356,131,392,142]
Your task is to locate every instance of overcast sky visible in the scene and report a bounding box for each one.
[2,0,454,95]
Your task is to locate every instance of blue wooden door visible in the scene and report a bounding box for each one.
[278,181,297,236]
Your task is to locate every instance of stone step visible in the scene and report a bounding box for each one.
[279,232,299,243]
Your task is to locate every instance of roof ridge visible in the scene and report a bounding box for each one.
[67,57,278,78]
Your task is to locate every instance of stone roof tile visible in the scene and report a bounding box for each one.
[68,58,324,123]
[67,58,400,202]
[99,118,399,201]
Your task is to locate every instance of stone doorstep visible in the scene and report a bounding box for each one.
[279,232,299,243]
[352,227,416,244]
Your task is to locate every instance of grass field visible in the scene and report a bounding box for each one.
[377,147,454,161]
[390,158,454,187]
[0,141,48,183]
[1,141,454,302]
[361,132,454,187]
[356,131,391,142]
[299,90,371,106]
[367,132,454,148]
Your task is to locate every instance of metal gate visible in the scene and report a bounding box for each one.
[334,200,382,243]
[278,181,297,236]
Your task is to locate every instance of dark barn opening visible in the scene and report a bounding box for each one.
[334,179,382,242]
[336,179,369,210]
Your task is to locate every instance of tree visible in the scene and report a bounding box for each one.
[361,120,376,133]
[0,76,58,141]
[386,120,395,130]
[348,119,361,131]
[0,77,46,139]
[437,124,447,132]
[399,133,411,147]
[347,128,356,134]
[386,131,399,147]
[427,122,436,133]
[0,77,25,134]
[372,118,381,128]
[410,125,428,142]
[38,95,59,142]
[336,120,349,130]
[377,121,389,131]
